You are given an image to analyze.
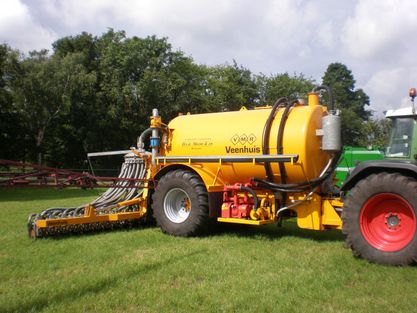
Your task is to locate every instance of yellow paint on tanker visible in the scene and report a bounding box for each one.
[165,103,329,186]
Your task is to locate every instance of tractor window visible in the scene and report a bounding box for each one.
[386,118,414,157]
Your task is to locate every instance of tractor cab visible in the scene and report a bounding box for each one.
[385,88,417,161]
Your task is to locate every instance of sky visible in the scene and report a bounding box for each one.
[1,0,417,116]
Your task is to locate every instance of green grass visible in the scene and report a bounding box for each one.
[1,188,417,313]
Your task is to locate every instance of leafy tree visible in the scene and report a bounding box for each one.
[43,52,97,168]
[0,44,26,161]
[256,72,315,104]
[9,50,95,165]
[48,30,210,169]
[322,63,371,146]
[358,118,392,149]
[53,32,98,71]
[203,61,258,111]
[95,31,204,150]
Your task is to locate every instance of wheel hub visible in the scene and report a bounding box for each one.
[385,213,400,228]
[360,193,416,252]
[163,188,191,223]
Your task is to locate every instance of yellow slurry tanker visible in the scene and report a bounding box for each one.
[28,86,417,265]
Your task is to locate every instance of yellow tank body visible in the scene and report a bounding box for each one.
[162,101,330,188]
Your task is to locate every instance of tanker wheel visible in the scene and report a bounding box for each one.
[342,172,417,265]
[152,169,209,236]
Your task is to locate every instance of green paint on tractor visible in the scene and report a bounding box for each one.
[335,146,384,187]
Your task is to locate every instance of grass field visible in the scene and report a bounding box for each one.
[1,188,417,313]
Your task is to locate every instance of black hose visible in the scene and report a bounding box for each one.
[253,151,342,192]
[240,186,259,210]
[262,97,288,181]
[312,85,334,111]
[255,85,338,194]
[254,179,315,192]
[276,100,297,184]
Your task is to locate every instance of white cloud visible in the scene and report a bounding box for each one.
[342,0,417,63]
[364,67,417,116]
[16,0,342,73]
[316,22,335,50]
[0,0,57,52]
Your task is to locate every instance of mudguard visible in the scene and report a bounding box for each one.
[340,160,417,191]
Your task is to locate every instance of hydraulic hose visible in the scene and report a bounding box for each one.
[256,85,339,193]
[276,100,297,184]
[253,152,341,192]
[262,97,288,181]
[312,85,334,111]
[240,186,259,210]
[257,157,334,189]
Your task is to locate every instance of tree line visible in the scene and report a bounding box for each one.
[0,29,389,170]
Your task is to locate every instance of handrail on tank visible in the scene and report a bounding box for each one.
[155,154,299,165]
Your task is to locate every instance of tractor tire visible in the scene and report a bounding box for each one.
[152,169,209,236]
[342,172,417,265]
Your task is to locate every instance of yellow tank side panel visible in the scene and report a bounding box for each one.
[164,104,330,187]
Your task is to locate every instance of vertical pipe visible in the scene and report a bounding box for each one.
[308,92,320,106]
[151,108,160,165]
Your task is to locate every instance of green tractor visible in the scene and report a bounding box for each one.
[341,88,417,265]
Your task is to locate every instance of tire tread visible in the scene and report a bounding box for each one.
[342,172,417,265]
[152,169,209,236]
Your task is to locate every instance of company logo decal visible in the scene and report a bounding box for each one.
[227,133,259,153]
[231,134,257,145]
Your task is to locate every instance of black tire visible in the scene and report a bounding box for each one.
[342,172,417,265]
[152,169,209,236]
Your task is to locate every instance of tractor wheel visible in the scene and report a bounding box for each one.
[342,172,417,265]
[152,169,209,236]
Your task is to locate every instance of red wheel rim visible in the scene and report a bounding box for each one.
[360,193,416,252]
